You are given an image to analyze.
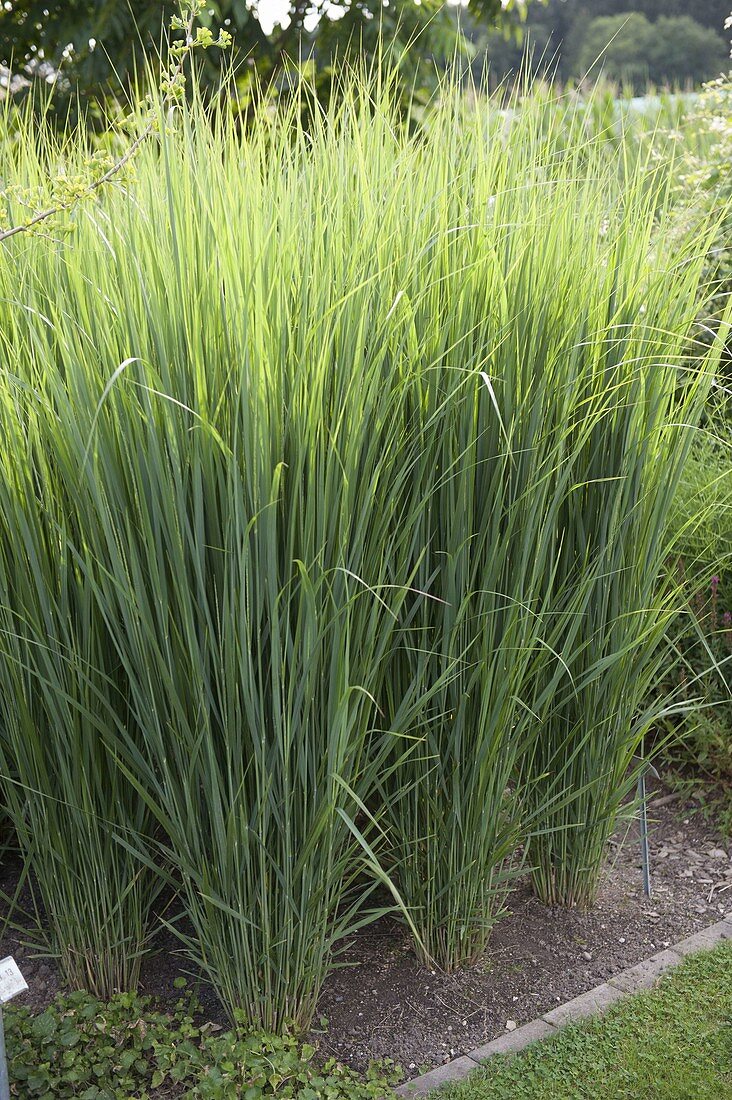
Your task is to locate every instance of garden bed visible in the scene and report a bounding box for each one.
[3,783,730,1077]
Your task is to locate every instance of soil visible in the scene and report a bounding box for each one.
[2,782,731,1077]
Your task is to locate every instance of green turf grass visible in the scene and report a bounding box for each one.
[438,943,732,1100]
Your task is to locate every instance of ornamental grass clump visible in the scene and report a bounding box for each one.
[522,242,730,908]
[376,96,729,945]
[0,69,727,1023]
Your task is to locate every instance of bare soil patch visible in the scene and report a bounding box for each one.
[2,784,730,1077]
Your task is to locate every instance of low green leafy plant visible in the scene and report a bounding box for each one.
[5,985,400,1100]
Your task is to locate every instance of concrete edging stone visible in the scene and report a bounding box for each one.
[396,913,732,1097]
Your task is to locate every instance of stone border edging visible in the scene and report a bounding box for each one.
[396,911,732,1097]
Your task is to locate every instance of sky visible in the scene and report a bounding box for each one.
[256,0,348,36]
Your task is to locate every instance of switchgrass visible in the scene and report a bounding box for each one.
[524,310,718,907]
[0,73,727,1020]
[0,253,161,996]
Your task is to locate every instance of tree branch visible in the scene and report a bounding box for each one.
[0,4,202,245]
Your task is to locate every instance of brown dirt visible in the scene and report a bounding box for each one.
[316,789,732,1073]
[2,784,730,1077]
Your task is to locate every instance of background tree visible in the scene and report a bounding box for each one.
[468,0,729,89]
[576,13,727,88]
[0,0,531,112]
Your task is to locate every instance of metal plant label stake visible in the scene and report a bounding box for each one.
[0,956,28,1100]
[632,755,659,899]
[638,769,652,898]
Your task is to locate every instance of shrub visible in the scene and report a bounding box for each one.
[663,421,732,828]
[656,561,732,830]
[675,15,732,409]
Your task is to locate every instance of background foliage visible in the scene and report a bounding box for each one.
[0,0,527,113]
[471,0,730,89]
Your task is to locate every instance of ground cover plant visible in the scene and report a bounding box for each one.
[4,984,400,1099]
[0,20,730,1046]
[436,942,732,1100]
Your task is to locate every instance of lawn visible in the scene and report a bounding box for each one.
[438,944,732,1100]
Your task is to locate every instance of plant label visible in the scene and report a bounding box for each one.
[0,957,27,1004]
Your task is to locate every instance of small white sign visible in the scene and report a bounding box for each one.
[0,957,28,1004]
